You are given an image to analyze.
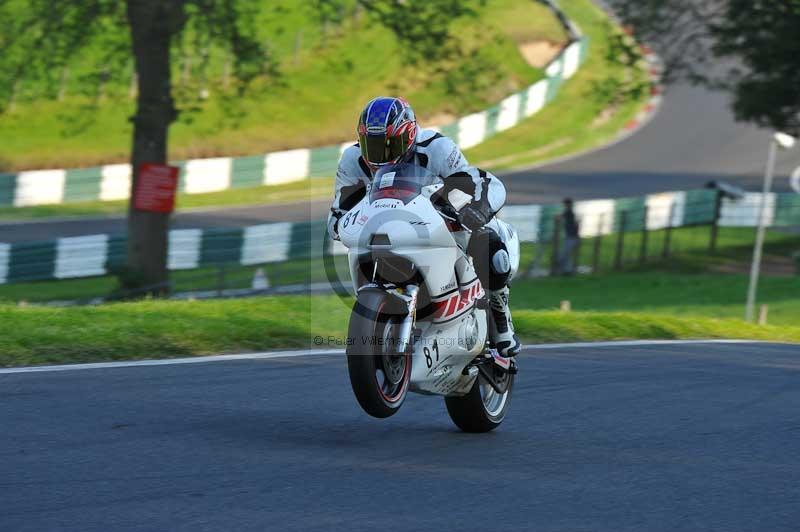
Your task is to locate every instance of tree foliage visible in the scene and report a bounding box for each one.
[356,0,487,64]
[0,0,483,294]
[615,0,800,134]
[0,0,271,111]
[712,0,800,133]
[0,0,272,293]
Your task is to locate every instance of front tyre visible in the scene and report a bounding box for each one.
[445,367,514,432]
[346,291,411,418]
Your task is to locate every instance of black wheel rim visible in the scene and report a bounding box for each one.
[375,318,409,403]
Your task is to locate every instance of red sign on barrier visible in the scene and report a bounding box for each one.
[134,163,179,213]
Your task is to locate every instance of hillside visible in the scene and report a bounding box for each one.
[0,0,566,171]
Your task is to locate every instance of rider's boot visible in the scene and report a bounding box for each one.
[487,286,521,357]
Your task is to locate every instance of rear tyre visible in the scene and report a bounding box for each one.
[445,366,514,433]
[346,290,411,418]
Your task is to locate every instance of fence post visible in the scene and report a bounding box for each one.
[640,205,649,264]
[550,215,562,276]
[592,214,603,274]
[615,210,627,271]
[710,190,723,253]
[663,202,675,258]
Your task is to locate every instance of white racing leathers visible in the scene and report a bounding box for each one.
[329,129,505,240]
[327,128,521,355]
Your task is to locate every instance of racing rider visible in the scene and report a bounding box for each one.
[327,96,521,357]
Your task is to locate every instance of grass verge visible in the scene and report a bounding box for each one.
[2,271,798,367]
[511,272,800,326]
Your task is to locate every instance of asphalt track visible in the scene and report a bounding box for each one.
[1,341,798,531]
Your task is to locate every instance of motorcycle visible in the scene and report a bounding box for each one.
[337,163,520,432]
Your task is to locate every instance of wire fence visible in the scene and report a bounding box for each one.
[502,190,800,275]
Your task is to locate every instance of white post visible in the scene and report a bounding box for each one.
[744,139,778,321]
[745,132,797,321]
[745,138,777,322]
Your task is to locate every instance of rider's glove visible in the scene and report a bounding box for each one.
[328,211,343,241]
[458,202,493,231]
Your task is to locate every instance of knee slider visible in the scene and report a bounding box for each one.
[491,249,511,276]
[488,248,510,290]
[467,227,509,291]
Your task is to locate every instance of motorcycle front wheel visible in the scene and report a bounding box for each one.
[445,365,514,432]
[346,290,411,418]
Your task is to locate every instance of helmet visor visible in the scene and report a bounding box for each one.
[359,132,410,166]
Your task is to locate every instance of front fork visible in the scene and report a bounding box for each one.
[394,284,419,354]
[356,283,419,355]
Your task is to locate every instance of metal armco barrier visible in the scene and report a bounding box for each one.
[2,190,798,285]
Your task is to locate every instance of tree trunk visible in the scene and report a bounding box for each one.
[125,0,186,295]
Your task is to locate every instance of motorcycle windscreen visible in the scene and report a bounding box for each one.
[369,178,421,202]
[370,163,436,204]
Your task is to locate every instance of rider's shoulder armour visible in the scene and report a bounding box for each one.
[338,143,372,181]
[414,128,469,177]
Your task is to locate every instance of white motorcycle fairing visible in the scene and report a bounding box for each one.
[339,180,488,396]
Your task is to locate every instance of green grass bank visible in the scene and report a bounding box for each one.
[0,0,563,171]
[0,0,652,221]
[2,270,798,368]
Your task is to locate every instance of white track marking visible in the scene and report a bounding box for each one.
[0,349,343,375]
[0,340,792,375]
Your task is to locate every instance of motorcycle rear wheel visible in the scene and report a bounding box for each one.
[445,366,514,432]
[346,290,411,418]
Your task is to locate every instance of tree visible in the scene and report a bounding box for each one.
[0,0,482,295]
[126,1,187,295]
[614,0,800,134]
[123,0,265,294]
[0,0,268,295]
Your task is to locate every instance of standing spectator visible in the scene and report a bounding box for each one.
[559,198,580,275]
